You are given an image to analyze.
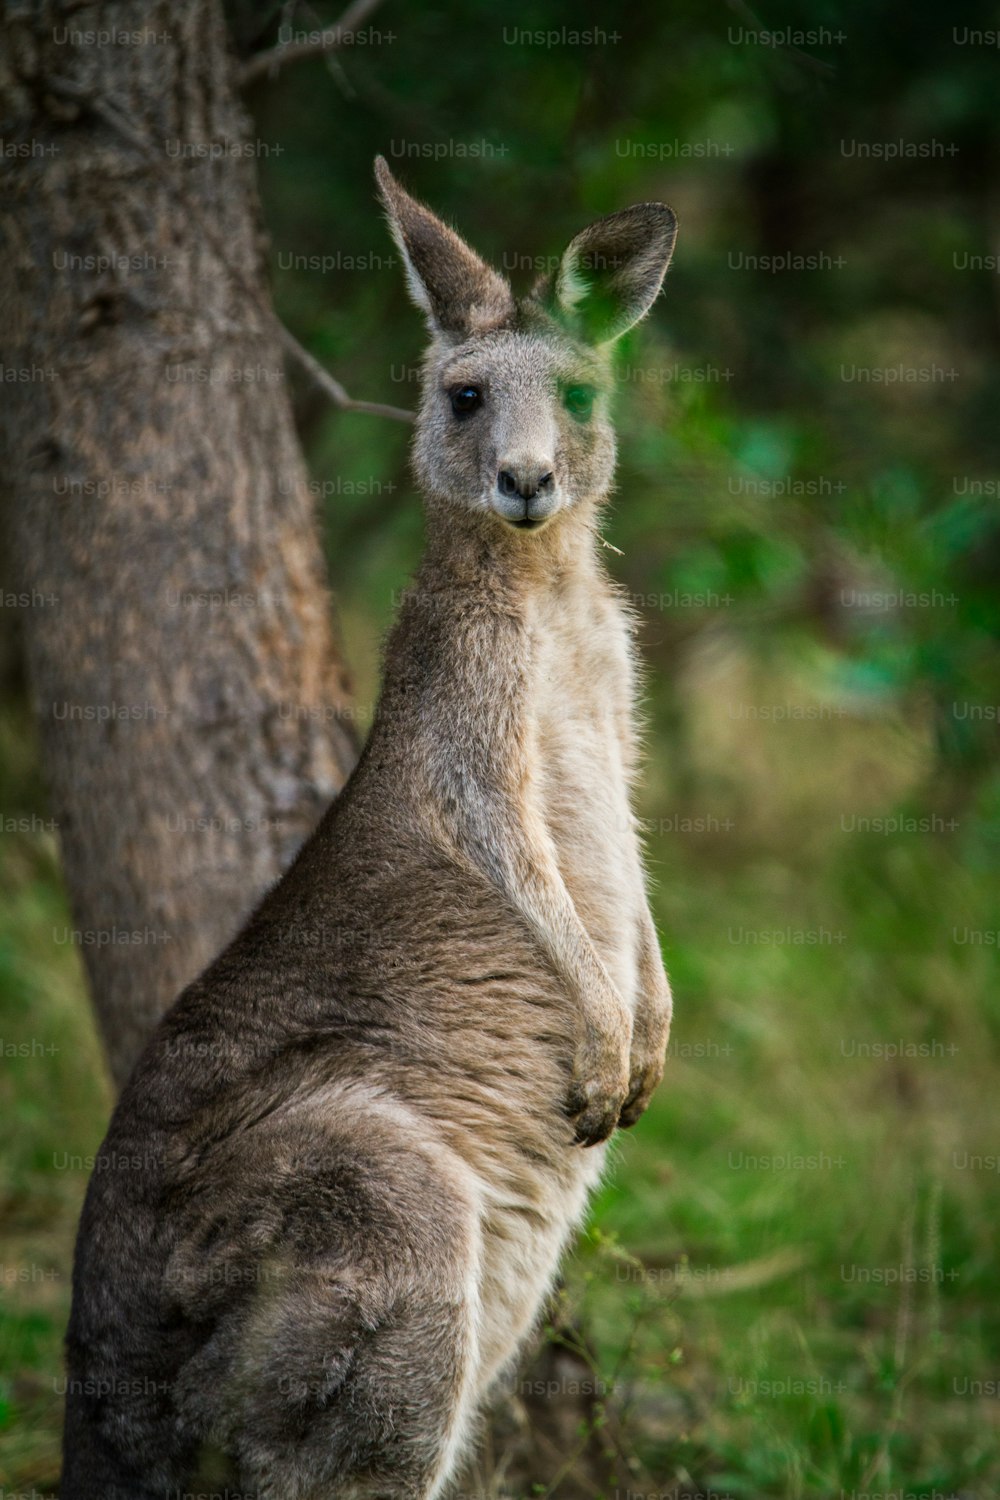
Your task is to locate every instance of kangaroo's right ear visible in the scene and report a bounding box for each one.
[375,157,513,338]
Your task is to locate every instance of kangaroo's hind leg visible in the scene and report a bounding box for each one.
[173,1103,485,1500]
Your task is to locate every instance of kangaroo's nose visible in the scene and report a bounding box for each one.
[497,466,555,502]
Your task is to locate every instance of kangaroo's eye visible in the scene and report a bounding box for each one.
[563,384,596,421]
[450,385,482,416]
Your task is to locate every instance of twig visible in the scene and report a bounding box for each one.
[273,322,413,421]
[239,0,385,87]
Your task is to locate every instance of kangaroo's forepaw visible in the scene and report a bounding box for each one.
[565,1069,629,1147]
[617,1052,665,1130]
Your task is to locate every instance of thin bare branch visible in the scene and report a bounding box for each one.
[239,0,386,87]
[273,323,413,421]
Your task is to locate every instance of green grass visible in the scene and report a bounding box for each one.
[1,652,997,1499]
[0,829,109,1490]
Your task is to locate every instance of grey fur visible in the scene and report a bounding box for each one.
[61,159,677,1498]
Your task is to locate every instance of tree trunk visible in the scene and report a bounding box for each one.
[0,0,357,1088]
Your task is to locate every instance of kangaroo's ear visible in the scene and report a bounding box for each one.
[374,156,513,338]
[535,203,677,345]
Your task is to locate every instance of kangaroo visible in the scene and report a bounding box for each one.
[61,157,677,1499]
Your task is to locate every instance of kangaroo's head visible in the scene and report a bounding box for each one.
[375,157,676,535]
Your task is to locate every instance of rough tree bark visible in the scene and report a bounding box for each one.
[0,5,615,1492]
[0,1,357,1088]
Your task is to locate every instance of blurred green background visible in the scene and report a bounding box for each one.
[3,2,999,1495]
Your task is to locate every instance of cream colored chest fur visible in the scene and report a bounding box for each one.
[530,571,648,1011]
[444,573,651,1398]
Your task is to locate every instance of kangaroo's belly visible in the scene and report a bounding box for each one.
[470,1128,604,1389]
[372,1016,605,1390]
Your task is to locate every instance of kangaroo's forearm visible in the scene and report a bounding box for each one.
[437,781,624,1018]
[635,902,672,1028]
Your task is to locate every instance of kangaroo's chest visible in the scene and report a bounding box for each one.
[528,583,646,1004]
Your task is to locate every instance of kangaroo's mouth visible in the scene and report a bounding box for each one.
[491,498,563,534]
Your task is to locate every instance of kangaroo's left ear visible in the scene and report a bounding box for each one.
[374,156,514,338]
[535,203,678,345]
